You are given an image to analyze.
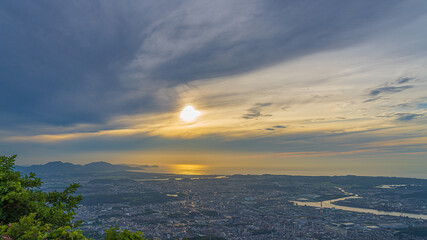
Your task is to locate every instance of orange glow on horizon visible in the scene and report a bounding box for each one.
[171,164,206,175]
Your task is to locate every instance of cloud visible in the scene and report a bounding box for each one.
[376,113,424,122]
[395,77,415,84]
[360,136,427,148]
[417,103,427,109]
[231,148,392,159]
[265,125,286,131]
[369,86,413,96]
[131,1,410,83]
[377,112,424,121]
[242,103,273,119]
[364,97,380,103]
[1,0,419,130]
[366,76,417,101]
[395,113,423,121]
[1,0,427,174]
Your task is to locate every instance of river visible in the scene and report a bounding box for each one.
[291,187,427,220]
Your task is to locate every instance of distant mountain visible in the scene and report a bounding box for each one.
[16,161,157,175]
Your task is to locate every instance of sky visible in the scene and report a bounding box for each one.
[1,1,427,178]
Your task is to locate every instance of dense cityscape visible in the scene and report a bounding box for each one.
[26,162,427,239]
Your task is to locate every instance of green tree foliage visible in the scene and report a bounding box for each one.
[0,155,82,227]
[0,155,146,240]
[0,213,87,240]
[105,227,145,240]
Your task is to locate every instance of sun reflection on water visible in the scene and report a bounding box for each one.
[171,164,206,175]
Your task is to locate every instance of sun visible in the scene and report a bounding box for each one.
[180,105,201,122]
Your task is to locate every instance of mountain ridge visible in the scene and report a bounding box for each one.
[16,161,158,175]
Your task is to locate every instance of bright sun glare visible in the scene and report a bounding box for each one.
[180,105,201,122]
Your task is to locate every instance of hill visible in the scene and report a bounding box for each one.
[16,161,157,175]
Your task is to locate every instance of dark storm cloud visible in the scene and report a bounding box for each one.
[143,1,411,83]
[273,125,286,129]
[0,0,420,130]
[0,0,178,128]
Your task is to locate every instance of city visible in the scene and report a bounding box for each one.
[29,163,426,239]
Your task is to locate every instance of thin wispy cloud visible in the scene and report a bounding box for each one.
[396,77,415,84]
[368,76,416,97]
[369,86,413,97]
[395,113,423,121]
